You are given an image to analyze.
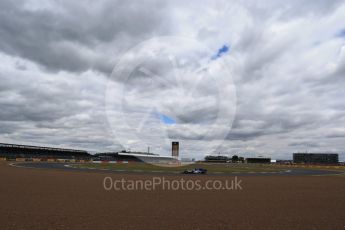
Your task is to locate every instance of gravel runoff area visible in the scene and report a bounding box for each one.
[0,162,344,230]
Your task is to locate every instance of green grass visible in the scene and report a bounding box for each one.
[74,162,285,173]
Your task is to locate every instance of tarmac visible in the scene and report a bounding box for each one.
[11,162,345,176]
[1,162,344,229]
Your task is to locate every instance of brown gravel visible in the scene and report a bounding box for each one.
[0,162,344,230]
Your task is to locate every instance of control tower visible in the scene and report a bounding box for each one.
[171,142,179,158]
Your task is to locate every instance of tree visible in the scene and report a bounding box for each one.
[232,155,239,162]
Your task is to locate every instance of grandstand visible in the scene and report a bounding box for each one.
[94,150,178,163]
[0,143,90,160]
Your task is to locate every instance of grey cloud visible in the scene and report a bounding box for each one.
[1,1,345,160]
[243,0,343,21]
[0,0,170,73]
[288,141,320,148]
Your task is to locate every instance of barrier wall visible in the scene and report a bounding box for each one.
[91,160,130,164]
[57,159,67,163]
[15,158,26,162]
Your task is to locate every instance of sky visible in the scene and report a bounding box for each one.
[0,0,345,160]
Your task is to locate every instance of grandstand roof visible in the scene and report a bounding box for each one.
[0,143,87,153]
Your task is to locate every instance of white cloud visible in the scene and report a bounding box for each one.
[0,0,345,160]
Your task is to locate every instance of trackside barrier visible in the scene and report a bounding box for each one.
[32,158,41,162]
[16,158,26,162]
[57,159,75,163]
[47,159,56,162]
[77,160,91,163]
[101,161,117,164]
[91,161,129,164]
[0,157,6,161]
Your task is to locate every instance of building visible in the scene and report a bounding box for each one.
[0,143,90,160]
[172,142,179,158]
[245,157,271,163]
[293,153,338,164]
[204,155,229,163]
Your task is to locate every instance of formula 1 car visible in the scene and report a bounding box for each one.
[183,168,207,174]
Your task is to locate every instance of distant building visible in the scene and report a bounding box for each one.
[204,155,229,163]
[0,143,90,159]
[172,142,179,158]
[245,157,271,163]
[293,153,338,164]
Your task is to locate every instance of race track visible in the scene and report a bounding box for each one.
[10,162,345,176]
[2,161,345,230]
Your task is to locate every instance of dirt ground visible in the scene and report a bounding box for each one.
[0,162,344,230]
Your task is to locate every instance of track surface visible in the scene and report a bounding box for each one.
[1,162,344,230]
[2,162,345,230]
[12,162,345,176]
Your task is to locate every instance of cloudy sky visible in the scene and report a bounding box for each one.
[1,0,345,160]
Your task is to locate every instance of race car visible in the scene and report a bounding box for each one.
[183,168,207,174]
